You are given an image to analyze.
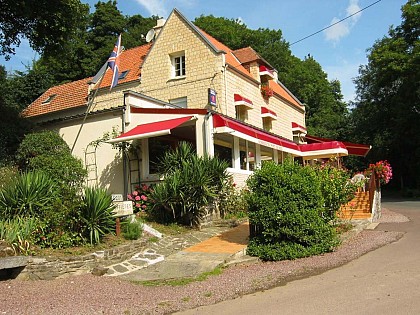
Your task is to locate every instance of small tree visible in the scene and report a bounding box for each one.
[246,160,339,261]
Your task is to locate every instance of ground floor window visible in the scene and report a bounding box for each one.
[214,143,233,168]
[148,137,173,174]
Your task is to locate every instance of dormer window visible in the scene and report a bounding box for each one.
[118,70,129,80]
[41,94,57,105]
[170,52,186,78]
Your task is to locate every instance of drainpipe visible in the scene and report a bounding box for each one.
[203,111,211,157]
[122,95,128,199]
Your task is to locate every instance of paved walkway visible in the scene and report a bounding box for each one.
[105,221,251,281]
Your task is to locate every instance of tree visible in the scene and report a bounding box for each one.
[351,0,420,189]
[0,0,89,59]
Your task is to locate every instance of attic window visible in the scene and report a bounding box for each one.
[118,70,129,80]
[41,94,57,104]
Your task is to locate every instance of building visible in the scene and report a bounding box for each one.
[22,9,370,197]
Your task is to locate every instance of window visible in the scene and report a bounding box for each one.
[169,96,187,108]
[148,138,172,174]
[41,94,57,105]
[235,106,247,122]
[263,119,272,132]
[171,52,186,78]
[118,70,129,80]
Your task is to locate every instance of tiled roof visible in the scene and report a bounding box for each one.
[268,79,301,108]
[233,47,260,64]
[197,28,254,80]
[22,44,152,118]
[22,78,90,118]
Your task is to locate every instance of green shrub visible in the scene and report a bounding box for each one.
[15,130,87,199]
[122,218,143,240]
[218,177,248,219]
[79,187,116,245]
[150,142,229,226]
[0,217,39,255]
[0,170,59,218]
[316,161,357,222]
[0,165,18,190]
[246,160,339,261]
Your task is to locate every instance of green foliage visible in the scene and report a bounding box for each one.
[79,186,116,245]
[246,160,339,261]
[0,171,59,218]
[316,161,357,222]
[0,165,18,189]
[0,216,39,255]
[0,0,89,59]
[218,177,248,219]
[122,218,143,240]
[150,142,229,226]
[351,0,420,189]
[16,130,87,198]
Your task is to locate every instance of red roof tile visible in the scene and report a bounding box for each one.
[23,44,152,118]
[233,47,260,64]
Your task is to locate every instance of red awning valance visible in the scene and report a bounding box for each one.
[261,107,277,119]
[305,134,371,157]
[108,116,194,143]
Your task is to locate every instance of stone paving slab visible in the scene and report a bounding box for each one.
[105,224,245,278]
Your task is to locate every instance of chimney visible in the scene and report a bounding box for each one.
[153,18,166,37]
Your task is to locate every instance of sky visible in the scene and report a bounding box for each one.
[0,0,407,103]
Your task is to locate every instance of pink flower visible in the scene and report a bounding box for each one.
[141,204,147,209]
[135,203,141,208]
[132,191,139,196]
[135,196,140,201]
[127,195,133,200]
[141,195,147,201]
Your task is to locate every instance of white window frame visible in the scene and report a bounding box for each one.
[170,52,186,78]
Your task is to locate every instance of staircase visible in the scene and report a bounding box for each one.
[338,190,372,220]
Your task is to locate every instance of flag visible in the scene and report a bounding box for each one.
[107,34,122,90]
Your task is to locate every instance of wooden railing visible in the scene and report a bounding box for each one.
[368,172,379,213]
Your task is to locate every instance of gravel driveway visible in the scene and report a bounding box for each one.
[0,208,407,315]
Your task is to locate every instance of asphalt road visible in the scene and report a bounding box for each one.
[179,199,420,315]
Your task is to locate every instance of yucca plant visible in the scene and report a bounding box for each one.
[151,141,229,226]
[0,171,59,218]
[80,187,116,245]
[0,217,38,255]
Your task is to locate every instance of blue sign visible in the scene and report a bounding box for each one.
[208,88,217,107]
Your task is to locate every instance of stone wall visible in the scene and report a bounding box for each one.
[15,238,149,280]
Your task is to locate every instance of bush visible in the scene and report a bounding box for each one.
[15,130,87,199]
[79,187,116,245]
[122,218,143,240]
[218,177,248,219]
[150,142,229,226]
[316,161,357,222]
[246,160,339,261]
[0,165,18,189]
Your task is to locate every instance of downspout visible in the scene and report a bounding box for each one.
[203,110,212,157]
[122,95,128,199]
[222,54,228,116]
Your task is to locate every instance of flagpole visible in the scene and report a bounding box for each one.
[71,34,122,154]
[70,73,106,154]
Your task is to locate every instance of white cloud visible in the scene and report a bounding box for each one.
[134,0,168,17]
[324,0,361,43]
[134,0,196,18]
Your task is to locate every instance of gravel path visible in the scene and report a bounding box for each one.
[0,208,407,315]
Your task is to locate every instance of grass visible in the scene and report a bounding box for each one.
[139,266,224,287]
